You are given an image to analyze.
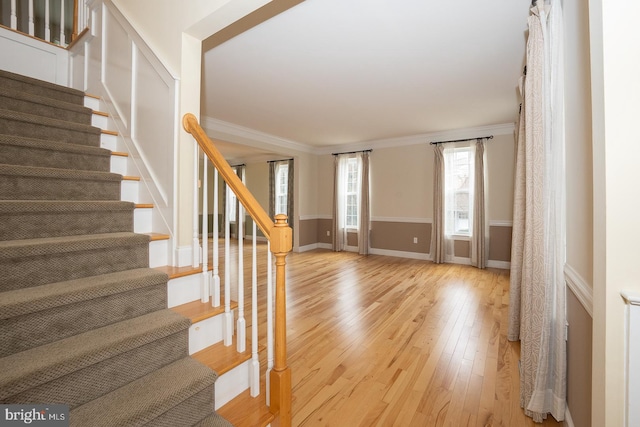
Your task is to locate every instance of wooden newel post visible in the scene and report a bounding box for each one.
[269,214,292,427]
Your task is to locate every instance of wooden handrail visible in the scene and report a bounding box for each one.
[183,113,274,238]
[183,113,292,426]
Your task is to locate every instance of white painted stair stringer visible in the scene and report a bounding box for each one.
[89,96,170,269]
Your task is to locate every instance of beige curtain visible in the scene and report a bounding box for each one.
[286,158,294,230]
[430,145,445,263]
[471,139,487,268]
[508,1,566,422]
[332,155,342,251]
[358,152,370,255]
[268,161,276,220]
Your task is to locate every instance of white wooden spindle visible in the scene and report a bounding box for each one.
[200,157,209,303]
[44,0,50,42]
[223,185,233,346]
[59,0,65,45]
[10,0,17,30]
[266,241,274,406]
[250,221,260,396]
[236,197,246,353]
[192,147,200,268]
[28,0,34,36]
[211,170,220,307]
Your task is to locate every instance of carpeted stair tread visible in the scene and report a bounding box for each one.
[0,134,111,171]
[0,109,101,147]
[196,413,235,427]
[0,232,150,291]
[0,200,134,240]
[0,309,190,400]
[0,163,120,182]
[69,357,218,427]
[0,232,148,260]
[0,164,122,201]
[0,200,133,215]
[0,268,167,319]
[0,268,170,357]
[0,69,85,105]
[0,85,93,124]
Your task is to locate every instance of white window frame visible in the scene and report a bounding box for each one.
[345,157,360,229]
[275,163,288,215]
[444,146,473,238]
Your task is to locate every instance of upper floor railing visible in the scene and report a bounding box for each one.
[0,0,88,47]
[183,113,293,427]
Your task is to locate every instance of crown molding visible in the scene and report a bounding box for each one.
[202,115,516,157]
[201,116,315,154]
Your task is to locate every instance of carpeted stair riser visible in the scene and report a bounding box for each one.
[0,134,111,171]
[0,87,93,125]
[0,270,169,357]
[148,385,216,427]
[4,330,190,410]
[0,310,190,404]
[196,413,235,427]
[0,69,85,105]
[0,201,134,240]
[0,233,150,291]
[69,357,218,427]
[0,109,101,147]
[0,165,121,201]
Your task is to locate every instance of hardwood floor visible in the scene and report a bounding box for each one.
[214,241,563,426]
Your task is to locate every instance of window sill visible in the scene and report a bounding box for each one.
[450,234,470,241]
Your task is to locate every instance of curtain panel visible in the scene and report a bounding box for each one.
[430,145,445,263]
[358,152,370,255]
[287,158,294,230]
[268,161,276,220]
[471,139,488,268]
[508,1,566,422]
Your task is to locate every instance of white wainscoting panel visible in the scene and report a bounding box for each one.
[621,291,640,427]
[0,27,68,84]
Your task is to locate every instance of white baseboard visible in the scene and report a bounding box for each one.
[297,243,332,252]
[487,260,511,270]
[369,248,431,260]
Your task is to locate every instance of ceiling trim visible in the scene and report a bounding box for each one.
[202,115,515,157]
[201,116,315,154]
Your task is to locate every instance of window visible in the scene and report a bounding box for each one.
[345,157,360,228]
[445,147,473,236]
[275,163,288,215]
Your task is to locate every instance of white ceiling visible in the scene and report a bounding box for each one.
[202,0,530,162]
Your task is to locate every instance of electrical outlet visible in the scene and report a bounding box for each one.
[326,230,330,236]
[413,237,418,244]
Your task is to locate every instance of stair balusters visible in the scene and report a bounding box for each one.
[212,170,221,307]
[184,113,292,426]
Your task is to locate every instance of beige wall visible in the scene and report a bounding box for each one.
[563,1,594,423]
[567,289,593,427]
[112,0,272,75]
[486,134,515,221]
[316,154,334,218]
[370,145,432,219]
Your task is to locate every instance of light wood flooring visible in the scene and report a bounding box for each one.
[210,241,563,426]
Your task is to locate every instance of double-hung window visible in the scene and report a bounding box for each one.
[275,163,289,215]
[444,147,474,236]
[345,157,359,228]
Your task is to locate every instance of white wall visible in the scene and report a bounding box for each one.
[590,0,640,425]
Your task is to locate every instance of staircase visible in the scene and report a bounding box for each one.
[0,69,233,426]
